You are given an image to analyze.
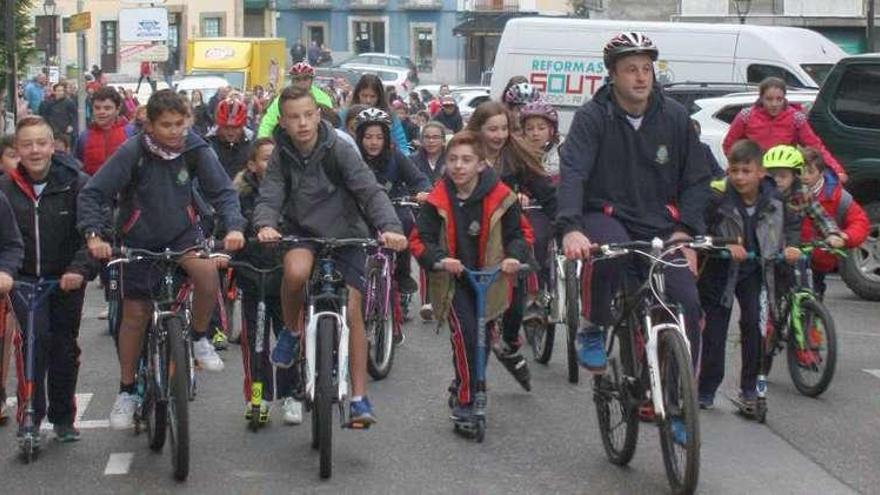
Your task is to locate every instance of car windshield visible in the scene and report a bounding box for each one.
[801,64,834,86]
[188,71,243,91]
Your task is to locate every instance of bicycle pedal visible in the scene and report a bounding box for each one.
[345,421,371,430]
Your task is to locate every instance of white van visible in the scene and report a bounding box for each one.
[491,18,845,134]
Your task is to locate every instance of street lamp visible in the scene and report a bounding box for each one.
[734,0,752,24]
[43,0,57,74]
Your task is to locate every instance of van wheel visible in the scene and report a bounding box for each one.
[841,202,880,301]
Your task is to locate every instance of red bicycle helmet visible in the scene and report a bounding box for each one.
[215,98,247,128]
[289,61,315,77]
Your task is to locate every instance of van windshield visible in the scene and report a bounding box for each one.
[189,70,245,91]
[802,64,834,86]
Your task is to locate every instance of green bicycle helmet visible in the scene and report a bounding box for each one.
[763,145,804,170]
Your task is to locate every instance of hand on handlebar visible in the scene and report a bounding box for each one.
[224,231,245,252]
[563,231,592,260]
[517,193,531,208]
[825,233,846,249]
[380,231,408,252]
[784,246,801,265]
[257,227,282,243]
[500,258,521,275]
[87,237,113,261]
[415,192,429,204]
[726,244,749,263]
[440,257,464,276]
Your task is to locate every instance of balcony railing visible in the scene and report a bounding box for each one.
[402,0,443,10]
[350,0,388,9]
[470,0,520,12]
[293,0,333,9]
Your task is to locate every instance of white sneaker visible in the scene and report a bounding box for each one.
[420,303,434,322]
[110,392,140,430]
[193,337,224,371]
[281,397,303,425]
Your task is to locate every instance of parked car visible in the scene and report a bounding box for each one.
[340,64,413,95]
[338,52,419,84]
[690,90,818,168]
[314,67,362,89]
[453,88,491,123]
[175,75,231,102]
[662,82,759,113]
[809,54,880,300]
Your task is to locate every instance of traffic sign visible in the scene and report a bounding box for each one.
[63,12,91,33]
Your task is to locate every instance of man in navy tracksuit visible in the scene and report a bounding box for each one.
[557,32,711,380]
[0,116,98,442]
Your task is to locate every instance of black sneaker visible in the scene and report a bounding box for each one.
[494,343,532,392]
[53,423,81,443]
[398,275,419,295]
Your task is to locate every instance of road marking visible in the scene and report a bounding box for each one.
[5,393,111,430]
[104,452,135,475]
[863,369,880,380]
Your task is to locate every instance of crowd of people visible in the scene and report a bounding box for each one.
[0,33,866,484]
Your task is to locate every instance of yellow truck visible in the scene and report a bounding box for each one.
[185,38,287,91]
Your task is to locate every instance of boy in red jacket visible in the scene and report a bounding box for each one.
[800,147,870,298]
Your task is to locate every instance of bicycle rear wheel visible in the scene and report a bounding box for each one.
[564,260,580,384]
[594,319,639,465]
[166,316,190,481]
[786,297,837,397]
[315,317,335,479]
[657,330,700,495]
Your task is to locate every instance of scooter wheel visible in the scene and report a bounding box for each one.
[475,420,486,443]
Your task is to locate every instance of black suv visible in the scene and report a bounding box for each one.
[809,54,880,300]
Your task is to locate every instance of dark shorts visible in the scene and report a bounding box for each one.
[120,228,204,300]
[283,235,368,295]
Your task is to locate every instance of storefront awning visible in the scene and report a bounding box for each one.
[453,12,534,37]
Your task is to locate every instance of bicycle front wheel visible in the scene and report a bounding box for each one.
[315,317,335,479]
[657,329,700,495]
[366,273,395,380]
[786,297,837,397]
[166,316,190,481]
[146,330,167,452]
[564,260,580,384]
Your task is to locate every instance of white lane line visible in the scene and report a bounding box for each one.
[863,369,880,380]
[104,452,135,475]
[4,393,110,430]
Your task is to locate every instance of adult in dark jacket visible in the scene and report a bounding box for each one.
[1,117,98,439]
[39,83,78,142]
[290,40,306,63]
[411,121,447,183]
[558,32,711,373]
[432,95,463,133]
[253,86,407,426]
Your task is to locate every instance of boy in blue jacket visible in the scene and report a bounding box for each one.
[78,90,246,430]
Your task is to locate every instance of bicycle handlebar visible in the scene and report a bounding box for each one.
[590,236,739,258]
[107,244,226,267]
[391,197,421,208]
[431,262,531,274]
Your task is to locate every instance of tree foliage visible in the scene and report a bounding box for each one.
[0,0,38,90]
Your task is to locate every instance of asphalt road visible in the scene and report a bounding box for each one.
[0,277,876,494]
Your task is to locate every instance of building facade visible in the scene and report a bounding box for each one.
[30,0,256,79]
[275,0,463,83]
[675,0,879,53]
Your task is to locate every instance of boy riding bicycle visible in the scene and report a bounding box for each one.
[78,90,246,430]
[410,131,529,424]
[252,86,407,426]
[697,139,800,412]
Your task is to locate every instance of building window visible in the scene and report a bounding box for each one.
[100,21,118,72]
[831,65,880,130]
[352,20,386,53]
[412,25,434,73]
[202,16,224,37]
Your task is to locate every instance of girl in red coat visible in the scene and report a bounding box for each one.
[722,77,847,182]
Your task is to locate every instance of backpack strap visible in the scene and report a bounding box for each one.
[836,189,853,226]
